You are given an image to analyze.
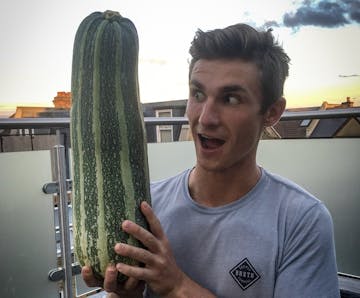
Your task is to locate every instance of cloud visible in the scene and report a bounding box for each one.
[283,0,360,28]
[338,74,360,77]
[261,20,280,30]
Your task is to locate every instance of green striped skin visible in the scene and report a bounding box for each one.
[70,11,151,282]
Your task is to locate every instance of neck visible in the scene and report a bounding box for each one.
[188,163,261,207]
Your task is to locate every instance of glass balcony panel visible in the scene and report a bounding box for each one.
[0,151,58,298]
[0,138,359,297]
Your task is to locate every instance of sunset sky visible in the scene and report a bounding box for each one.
[0,0,359,117]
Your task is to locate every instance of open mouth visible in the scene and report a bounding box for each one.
[198,134,225,150]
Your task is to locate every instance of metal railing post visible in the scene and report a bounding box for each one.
[53,145,73,298]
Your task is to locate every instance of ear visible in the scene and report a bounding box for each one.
[263,97,286,127]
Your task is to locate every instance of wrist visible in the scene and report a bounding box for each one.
[162,274,215,298]
[162,272,187,298]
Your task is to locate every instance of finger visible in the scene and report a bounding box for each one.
[123,276,139,291]
[121,220,159,252]
[116,262,151,281]
[103,265,119,292]
[115,242,153,265]
[141,201,165,239]
[82,266,102,288]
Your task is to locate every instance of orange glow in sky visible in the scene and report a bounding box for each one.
[0,0,359,117]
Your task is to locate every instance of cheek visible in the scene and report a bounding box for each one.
[185,109,197,138]
[186,101,199,124]
[232,116,263,141]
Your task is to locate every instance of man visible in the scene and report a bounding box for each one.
[83,23,340,297]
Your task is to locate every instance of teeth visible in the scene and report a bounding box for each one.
[199,134,212,140]
[198,134,225,149]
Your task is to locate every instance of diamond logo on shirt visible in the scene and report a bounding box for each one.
[229,258,260,290]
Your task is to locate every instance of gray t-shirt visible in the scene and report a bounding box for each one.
[145,168,340,298]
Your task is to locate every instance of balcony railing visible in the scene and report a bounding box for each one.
[0,110,359,297]
[0,107,359,129]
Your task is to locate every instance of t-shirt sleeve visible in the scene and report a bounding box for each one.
[274,202,340,298]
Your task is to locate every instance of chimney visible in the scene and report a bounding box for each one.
[340,97,354,108]
[53,92,72,109]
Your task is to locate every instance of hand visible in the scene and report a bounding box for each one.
[114,201,186,297]
[81,265,144,298]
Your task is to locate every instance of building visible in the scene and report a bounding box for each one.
[0,92,72,152]
[1,93,359,152]
[0,93,190,152]
[143,99,189,142]
[274,98,360,139]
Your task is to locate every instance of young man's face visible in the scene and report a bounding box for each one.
[187,58,267,172]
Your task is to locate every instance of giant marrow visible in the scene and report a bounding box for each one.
[70,10,151,282]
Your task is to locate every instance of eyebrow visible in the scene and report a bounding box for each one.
[189,79,204,90]
[221,85,247,94]
[189,79,248,94]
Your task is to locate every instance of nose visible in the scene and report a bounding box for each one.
[198,99,220,128]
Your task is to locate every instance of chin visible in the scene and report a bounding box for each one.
[196,158,226,173]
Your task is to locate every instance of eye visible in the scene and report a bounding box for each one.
[225,95,241,105]
[190,89,206,102]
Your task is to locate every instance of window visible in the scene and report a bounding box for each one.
[21,128,35,136]
[156,109,173,142]
[300,119,311,127]
[178,124,190,141]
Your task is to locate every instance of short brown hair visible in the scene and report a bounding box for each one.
[189,24,290,113]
